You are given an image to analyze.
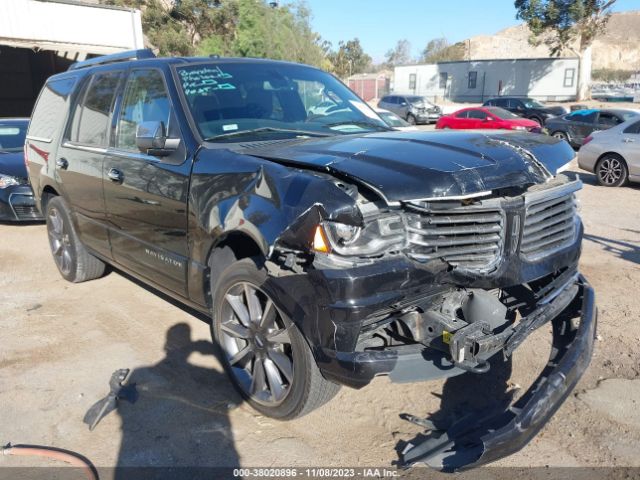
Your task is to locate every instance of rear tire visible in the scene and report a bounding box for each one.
[596,154,628,187]
[209,249,340,419]
[45,196,105,283]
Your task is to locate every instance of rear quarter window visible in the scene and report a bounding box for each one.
[28,76,78,141]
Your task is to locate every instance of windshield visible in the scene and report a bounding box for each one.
[378,111,409,127]
[486,107,521,120]
[523,99,545,108]
[0,121,28,153]
[406,95,432,106]
[176,62,389,142]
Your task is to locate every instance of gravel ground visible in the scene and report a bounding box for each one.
[0,156,639,478]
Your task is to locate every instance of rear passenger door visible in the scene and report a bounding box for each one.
[103,67,190,295]
[56,68,124,259]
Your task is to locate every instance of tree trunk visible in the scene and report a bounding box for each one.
[577,44,592,101]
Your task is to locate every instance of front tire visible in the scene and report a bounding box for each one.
[210,252,340,419]
[406,113,417,125]
[552,131,568,142]
[46,196,105,283]
[596,154,628,187]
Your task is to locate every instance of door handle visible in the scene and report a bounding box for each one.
[107,168,124,182]
[55,158,68,170]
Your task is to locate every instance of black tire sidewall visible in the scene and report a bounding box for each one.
[46,197,79,281]
[407,114,416,125]
[210,257,314,419]
[596,155,628,187]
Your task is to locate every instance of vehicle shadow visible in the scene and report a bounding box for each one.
[86,269,243,478]
[102,322,242,479]
[396,355,513,470]
[583,233,640,266]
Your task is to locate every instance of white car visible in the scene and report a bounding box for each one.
[578,116,640,187]
[375,108,419,132]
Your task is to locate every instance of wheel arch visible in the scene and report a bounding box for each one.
[40,184,60,212]
[203,230,266,310]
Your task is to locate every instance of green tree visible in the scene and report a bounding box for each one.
[326,38,372,78]
[420,38,466,63]
[384,39,412,67]
[515,0,618,100]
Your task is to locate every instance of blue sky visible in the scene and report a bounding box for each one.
[288,0,639,62]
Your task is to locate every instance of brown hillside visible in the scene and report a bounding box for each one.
[465,10,640,70]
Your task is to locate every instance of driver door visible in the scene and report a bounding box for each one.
[103,66,190,295]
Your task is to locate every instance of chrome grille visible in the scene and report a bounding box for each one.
[521,193,577,261]
[405,208,504,270]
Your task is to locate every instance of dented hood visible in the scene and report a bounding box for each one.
[244,130,575,203]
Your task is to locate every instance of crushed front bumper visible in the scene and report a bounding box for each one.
[401,275,596,471]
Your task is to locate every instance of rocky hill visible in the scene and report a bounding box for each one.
[465,10,640,70]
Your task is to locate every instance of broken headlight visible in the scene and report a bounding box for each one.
[315,214,406,256]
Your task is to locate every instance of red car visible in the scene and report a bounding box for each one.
[436,107,543,132]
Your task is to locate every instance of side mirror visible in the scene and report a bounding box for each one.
[485,117,494,122]
[136,121,177,156]
[400,102,408,106]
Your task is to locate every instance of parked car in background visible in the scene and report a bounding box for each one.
[545,109,639,148]
[26,50,596,470]
[578,116,640,187]
[0,118,43,222]
[375,108,418,131]
[377,94,441,124]
[435,107,542,132]
[483,97,567,125]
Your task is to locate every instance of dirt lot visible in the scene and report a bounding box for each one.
[1,156,639,478]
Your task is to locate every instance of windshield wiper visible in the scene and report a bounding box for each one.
[204,127,332,142]
[326,121,391,132]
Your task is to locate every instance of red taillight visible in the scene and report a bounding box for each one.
[28,143,50,163]
[23,142,29,169]
[582,136,593,146]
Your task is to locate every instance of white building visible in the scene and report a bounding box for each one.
[394,57,582,103]
[0,0,144,117]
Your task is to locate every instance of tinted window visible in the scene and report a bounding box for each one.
[381,96,392,103]
[0,120,28,152]
[567,110,598,124]
[467,109,487,120]
[598,112,622,127]
[486,107,520,119]
[70,71,122,146]
[485,99,495,106]
[116,69,171,151]
[29,77,77,140]
[623,120,640,134]
[455,110,469,119]
[468,71,477,89]
[495,98,508,107]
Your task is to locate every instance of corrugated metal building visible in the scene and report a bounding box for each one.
[347,73,390,102]
[0,0,144,117]
[394,57,582,103]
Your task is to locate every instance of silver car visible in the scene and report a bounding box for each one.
[578,115,640,187]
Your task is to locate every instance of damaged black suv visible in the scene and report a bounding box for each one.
[27,50,596,470]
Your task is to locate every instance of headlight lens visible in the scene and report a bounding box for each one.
[0,174,19,189]
[314,214,406,256]
[513,126,527,131]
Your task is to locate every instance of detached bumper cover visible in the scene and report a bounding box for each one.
[402,275,596,471]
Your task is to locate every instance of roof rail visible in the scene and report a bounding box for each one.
[69,49,156,71]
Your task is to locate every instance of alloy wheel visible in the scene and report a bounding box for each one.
[598,157,623,185]
[219,282,294,406]
[47,207,72,275]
